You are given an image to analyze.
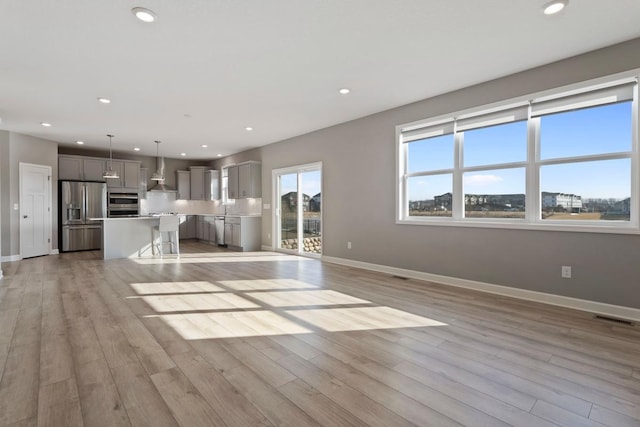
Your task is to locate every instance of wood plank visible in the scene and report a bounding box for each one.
[530,400,602,427]
[150,367,226,427]
[278,378,370,427]
[74,359,131,427]
[37,378,83,427]
[589,404,640,427]
[109,360,179,427]
[223,364,321,427]
[277,353,417,427]
[172,351,273,427]
[0,342,40,425]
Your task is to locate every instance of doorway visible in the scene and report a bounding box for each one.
[273,162,322,257]
[20,163,52,258]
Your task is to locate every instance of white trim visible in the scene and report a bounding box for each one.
[261,245,273,251]
[0,269,3,280]
[1,255,22,262]
[50,249,59,255]
[322,256,640,323]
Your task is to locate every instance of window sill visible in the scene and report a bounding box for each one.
[397,217,640,235]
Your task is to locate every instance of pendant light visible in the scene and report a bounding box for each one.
[102,134,119,179]
[150,140,165,181]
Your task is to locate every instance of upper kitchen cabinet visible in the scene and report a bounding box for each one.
[204,170,220,200]
[189,166,206,200]
[189,167,220,200]
[59,155,105,182]
[83,158,107,181]
[176,170,190,200]
[106,160,141,191]
[227,165,239,199]
[238,162,261,198]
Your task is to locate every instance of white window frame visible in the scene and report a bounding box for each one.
[396,71,640,234]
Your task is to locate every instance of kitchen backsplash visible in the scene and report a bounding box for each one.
[140,192,262,216]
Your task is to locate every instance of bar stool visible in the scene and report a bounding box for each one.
[152,215,180,257]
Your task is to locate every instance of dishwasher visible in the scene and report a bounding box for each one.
[215,216,226,246]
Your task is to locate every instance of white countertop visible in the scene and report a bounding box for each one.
[89,214,261,221]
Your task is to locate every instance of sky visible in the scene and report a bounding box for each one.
[279,170,321,197]
[408,101,632,201]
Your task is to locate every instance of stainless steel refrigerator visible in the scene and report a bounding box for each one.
[60,181,107,252]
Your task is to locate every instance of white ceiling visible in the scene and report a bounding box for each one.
[1,0,639,159]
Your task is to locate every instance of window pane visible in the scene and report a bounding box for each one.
[408,174,452,217]
[540,159,631,221]
[407,134,454,173]
[540,102,632,160]
[464,168,525,219]
[463,121,527,167]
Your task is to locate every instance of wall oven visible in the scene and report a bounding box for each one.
[107,192,139,217]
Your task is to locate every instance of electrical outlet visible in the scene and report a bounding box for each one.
[347,241,352,249]
[561,266,572,279]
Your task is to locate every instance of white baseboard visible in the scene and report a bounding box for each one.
[261,245,274,251]
[322,256,640,323]
[1,255,21,262]
[51,249,59,255]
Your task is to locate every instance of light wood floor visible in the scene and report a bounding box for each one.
[1,241,639,427]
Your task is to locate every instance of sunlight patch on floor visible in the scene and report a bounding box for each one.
[218,279,319,291]
[136,293,260,312]
[130,281,225,295]
[285,307,447,332]
[246,290,371,307]
[131,278,448,340]
[146,310,312,339]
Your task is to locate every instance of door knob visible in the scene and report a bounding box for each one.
[23,215,28,218]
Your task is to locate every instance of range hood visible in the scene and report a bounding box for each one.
[148,156,177,192]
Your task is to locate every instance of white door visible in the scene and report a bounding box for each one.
[20,163,51,258]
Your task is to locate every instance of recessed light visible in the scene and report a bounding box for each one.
[542,0,568,15]
[339,88,350,95]
[97,97,111,104]
[245,127,253,131]
[201,144,208,148]
[133,147,141,151]
[41,122,52,127]
[180,152,186,156]
[132,7,156,22]
[76,141,84,145]
[217,154,222,157]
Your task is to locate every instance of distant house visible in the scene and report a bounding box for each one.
[614,197,631,213]
[281,191,311,212]
[309,193,321,212]
[542,192,583,212]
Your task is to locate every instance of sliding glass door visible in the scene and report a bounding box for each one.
[274,163,322,256]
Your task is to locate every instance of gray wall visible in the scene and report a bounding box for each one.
[217,38,640,309]
[1,132,59,256]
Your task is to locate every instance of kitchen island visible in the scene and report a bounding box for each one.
[90,216,163,260]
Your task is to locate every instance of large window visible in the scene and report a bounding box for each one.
[398,77,638,232]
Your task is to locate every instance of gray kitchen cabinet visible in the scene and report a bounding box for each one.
[106,161,124,188]
[123,162,140,189]
[58,156,83,180]
[190,166,206,200]
[204,170,220,200]
[196,215,211,241]
[238,162,261,198]
[179,215,197,240]
[224,216,260,251]
[59,154,140,189]
[227,166,239,199]
[83,158,106,182]
[176,170,190,200]
[106,160,141,191]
